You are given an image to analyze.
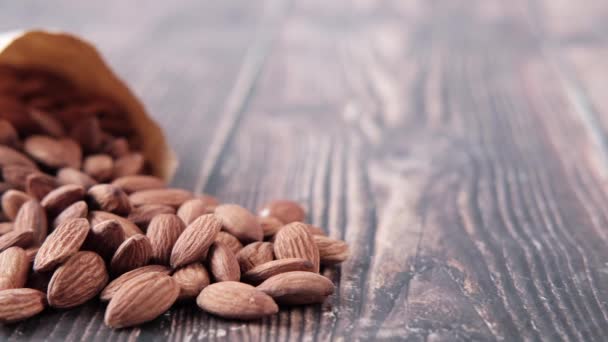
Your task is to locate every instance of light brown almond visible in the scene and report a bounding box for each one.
[177,198,216,225]
[52,200,87,229]
[56,167,97,189]
[214,204,262,243]
[147,214,185,265]
[129,188,194,208]
[83,154,114,181]
[84,220,125,260]
[113,152,144,178]
[25,173,58,200]
[110,234,152,275]
[127,204,175,230]
[215,231,243,255]
[111,175,166,194]
[41,184,85,217]
[242,258,315,285]
[0,222,13,235]
[170,214,222,268]
[273,222,320,273]
[34,218,89,272]
[2,189,34,220]
[313,235,349,265]
[69,117,102,153]
[259,200,306,224]
[2,164,38,190]
[24,135,82,169]
[236,242,274,273]
[259,216,284,238]
[100,265,170,302]
[14,199,47,245]
[87,184,131,215]
[89,210,143,237]
[0,230,33,252]
[0,145,37,168]
[196,281,278,320]
[257,271,334,305]
[103,137,129,158]
[29,108,65,137]
[0,119,19,148]
[47,251,108,308]
[172,262,210,300]
[0,288,46,323]
[0,247,29,290]
[104,272,179,328]
[208,242,241,282]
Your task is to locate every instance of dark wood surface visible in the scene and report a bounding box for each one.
[2,0,608,340]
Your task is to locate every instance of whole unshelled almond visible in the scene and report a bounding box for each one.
[208,242,241,282]
[259,216,284,238]
[257,271,334,305]
[52,200,88,229]
[313,235,349,265]
[236,242,274,273]
[29,108,65,137]
[89,210,143,237]
[100,265,170,302]
[105,272,179,328]
[110,234,152,275]
[127,204,175,230]
[87,184,131,215]
[84,220,125,260]
[56,167,97,189]
[273,222,320,273]
[0,230,33,252]
[0,120,19,148]
[242,258,314,285]
[70,117,102,153]
[177,198,216,225]
[41,184,85,217]
[14,199,47,245]
[172,262,210,300]
[259,200,306,224]
[196,281,278,320]
[47,251,108,308]
[0,247,29,290]
[113,152,144,178]
[214,204,263,243]
[129,188,194,208]
[147,214,185,265]
[2,189,34,220]
[2,164,38,190]
[170,214,222,268]
[0,288,46,323]
[25,173,58,200]
[215,231,243,255]
[0,145,37,168]
[111,175,166,194]
[34,218,90,272]
[24,135,82,169]
[83,154,114,182]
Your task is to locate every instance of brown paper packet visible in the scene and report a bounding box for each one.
[0,30,177,181]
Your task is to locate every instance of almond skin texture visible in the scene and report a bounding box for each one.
[111,175,166,194]
[0,230,33,252]
[273,222,320,273]
[105,272,179,328]
[196,281,278,320]
[0,288,46,323]
[110,234,153,275]
[214,204,263,243]
[0,247,29,290]
[170,214,222,268]
[47,251,108,308]
[0,145,37,168]
[242,258,315,285]
[87,184,131,215]
[127,204,175,230]
[129,188,194,208]
[208,242,241,282]
[84,220,125,260]
[34,218,90,272]
[259,200,306,224]
[100,265,171,302]
[257,271,334,305]
[56,167,97,189]
[25,173,58,200]
[24,135,82,169]
[2,189,33,220]
[41,184,85,217]
[52,200,87,229]
[113,152,144,178]
[236,242,274,273]
[215,231,243,255]
[89,211,143,237]
[313,235,350,265]
[259,216,284,238]
[147,214,185,265]
[14,199,47,245]
[83,154,114,182]
[177,198,215,225]
[172,262,210,300]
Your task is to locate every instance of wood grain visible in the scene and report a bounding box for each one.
[2,0,608,340]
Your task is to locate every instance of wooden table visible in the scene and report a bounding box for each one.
[2,0,608,340]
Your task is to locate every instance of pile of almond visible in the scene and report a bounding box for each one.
[0,66,349,328]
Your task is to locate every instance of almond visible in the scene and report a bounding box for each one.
[215,231,243,255]
[177,198,216,225]
[214,204,262,243]
[236,242,274,273]
[0,247,29,290]
[69,116,102,153]
[0,230,33,252]
[83,154,114,181]
[207,242,241,282]
[25,173,58,200]
[111,175,166,194]
[259,216,284,238]
[0,222,13,235]
[307,224,326,236]
[0,145,37,168]
[47,251,108,308]
[29,108,65,137]
[273,222,320,273]
[84,220,125,260]
[113,152,144,178]
[257,271,334,305]
[196,281,278,320]
[87,184,131,215]
[89,210,143,237]
[0,119,19,148]
[104,272,179,328]
[100,265,170,302]
[34,218,89,272]
[242,258,314,285]
[127,204,175,230]
[313,235,349,265]
[41,184,85,217]
[24,135,82,169]
[52,200,88,229]
[0,288,46,323]
[2,189,33,220]
[129,188,194,208]
[259,200,306,224]
[172,262,210,300]
[147,214,185,265]
[170,214,222,268]
[110,234,152,275]
[2,164,38,190]
[56,167,97,189]
[14,199,47,245]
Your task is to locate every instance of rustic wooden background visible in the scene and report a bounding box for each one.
[2,0,608,341]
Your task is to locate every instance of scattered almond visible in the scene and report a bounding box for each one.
[41,184,85,217]
[2,164,38,190]
[110,234,152,275]
[208,242,241,282]
[87,184,131,215]
[13,199,48,245]
[259,216,284,238]
[147,214,185,265]
[313,235,349,265]
[170,214,222,268]
[84,220,125,260]
[52,200,88,229]
[242,258,315,285]
[259,200,306,224]
[0,230,34,252]
[0,247,29,290]
[236,242,274,273]
[113,152,144,178]
[177,198,215,225]
[25,173,58,200]
[129,188,194,208]
[127,204,175,230]
[0,288,46,323]
[196,281,278,320]
[56,167,97,189]
[24,135,82,169]
[83,154,114,182]
[89,210,143,237]
[34,218,89,272]
[100,265,171,302]
[172,262,210,300]
[0,145,37,168]
[2,189,34,220]
[111,175,166,194]
[257,271,334,305]
[215,231,243,255]
[214,204,262,243]
[273,222,320,273]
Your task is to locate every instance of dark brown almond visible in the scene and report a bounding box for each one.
[0,119,19,148]
[104,137,129,158]
[170,214,222,268]
[100,265,170,302]
[147,214,185,265]
[104,272,179,328]
[196,282,278,320]
[242,258,315,285]
[113,153,144,178]
[257,271,334,305]
[87,184,131,215]
[127,204,175,230]
[25,173,58,200]
[110,234,153,275]
[2,165,38,190]
[29,108,65,137]
[34,218,89,272]
[2,190,34,220]
[259,216,284,238]
[83,154,114,182]
[129,188,194,208]
[273,222,320,273]
[236,242,274,273]
[0,230,33,252]
[215,231,243,255]
[0,288,46,323]
[208,242,241,282]
[172,262,210,300]
[14,200,47,245]
[259,200,306,224]
[307,225,326,236]
[24,135,82,169]
[84,220,125,260]
[0,222,13,235]
[56,167,97,189]
[0,247,29,290]
[214,204,263,243]
[89,211,143,237]
[313,235,349,265]
[177,198,216,225]
[47,251,108,308]
[0,145,37,168]
[41,184,85,217]
[52,200,87,229]
[70,117,102,153]
[111,175,166,194]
